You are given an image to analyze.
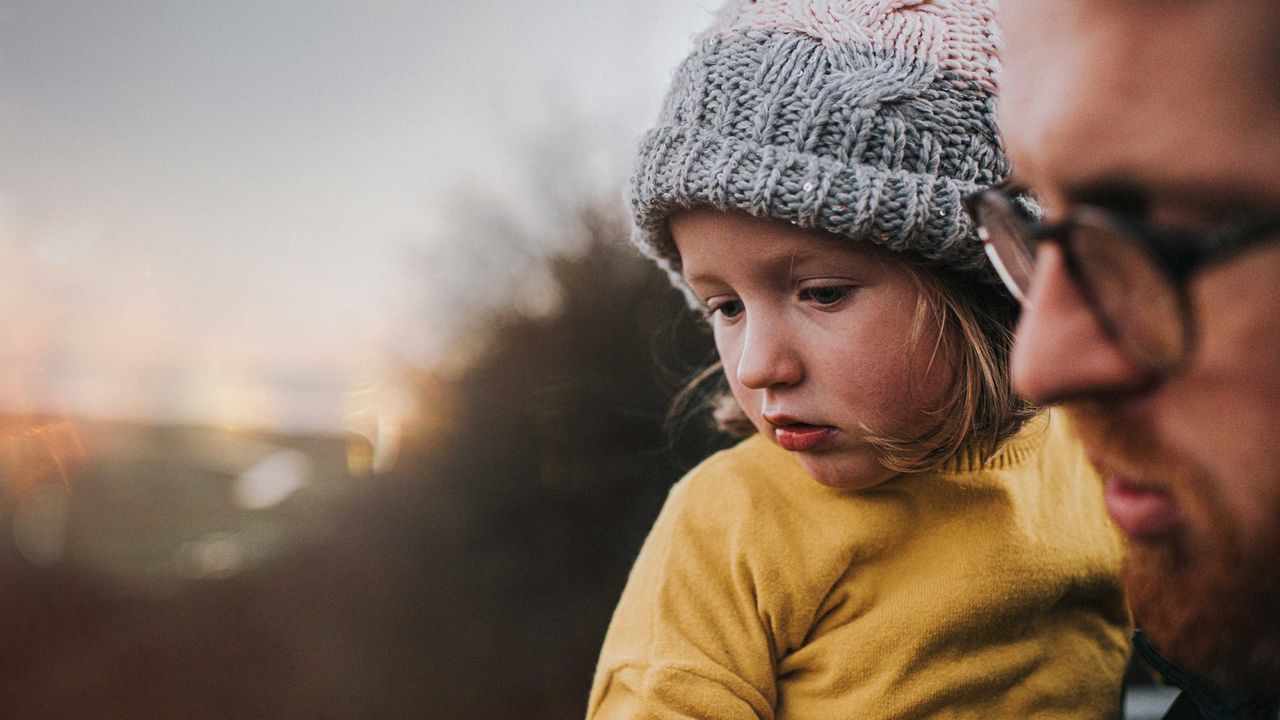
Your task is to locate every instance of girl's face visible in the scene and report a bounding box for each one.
[672,209,954,490]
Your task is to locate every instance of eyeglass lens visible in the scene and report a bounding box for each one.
[1067,211,1189,372]
[975,193,1037,302]
[976,193,1190,373]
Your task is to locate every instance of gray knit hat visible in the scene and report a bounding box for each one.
[631,0,1008,302]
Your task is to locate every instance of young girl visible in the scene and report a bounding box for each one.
[588,1,1131,718]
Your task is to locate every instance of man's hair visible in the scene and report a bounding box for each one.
[671,263,1035,475]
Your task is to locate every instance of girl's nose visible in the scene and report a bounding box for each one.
[1011,244,1151,404]
[735,319,803,390]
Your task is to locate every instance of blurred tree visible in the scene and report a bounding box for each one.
[0,194,730,719]
[369,197,730,716]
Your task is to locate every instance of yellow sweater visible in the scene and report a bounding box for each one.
[588,411,1130,719]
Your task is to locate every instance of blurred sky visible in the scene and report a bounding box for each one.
[0,0,714,433]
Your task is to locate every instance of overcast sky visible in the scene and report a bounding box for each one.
[0,0,714,432]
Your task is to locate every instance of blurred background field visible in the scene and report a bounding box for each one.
[0,205,734,718]
[0,2,743,716]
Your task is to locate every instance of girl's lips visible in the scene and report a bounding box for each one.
[774,424,837,452]
[1104,474,1183,541]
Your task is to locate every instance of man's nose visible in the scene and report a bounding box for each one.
[735,318,803,391]
[1011,244,1151,404]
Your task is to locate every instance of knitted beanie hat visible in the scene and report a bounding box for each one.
[631,0,1007,301]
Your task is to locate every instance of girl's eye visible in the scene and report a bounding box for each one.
[799,284,853,306]
[706,299,744,319]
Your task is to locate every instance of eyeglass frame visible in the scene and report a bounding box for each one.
[962,181,1280,375]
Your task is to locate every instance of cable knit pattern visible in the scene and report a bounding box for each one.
[703,0,1000,90]
[629,0,1007,304]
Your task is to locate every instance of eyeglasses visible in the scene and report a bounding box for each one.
[963,184,1280,375]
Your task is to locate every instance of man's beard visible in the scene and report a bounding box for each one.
[1068,402,1280,693]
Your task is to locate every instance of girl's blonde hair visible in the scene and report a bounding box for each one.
[669,263,1035,475]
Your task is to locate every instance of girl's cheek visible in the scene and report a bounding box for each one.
[712,327,740,368]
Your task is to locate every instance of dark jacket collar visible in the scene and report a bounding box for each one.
[1134,630,1280,720]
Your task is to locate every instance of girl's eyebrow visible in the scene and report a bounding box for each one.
[682,269,723,288]
[685,247,858,287]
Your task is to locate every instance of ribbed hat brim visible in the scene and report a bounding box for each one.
[631,125,996,304]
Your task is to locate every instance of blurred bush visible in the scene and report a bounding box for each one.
[0,198,730,719]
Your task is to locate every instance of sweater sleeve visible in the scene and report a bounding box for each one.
[587,467,781,720]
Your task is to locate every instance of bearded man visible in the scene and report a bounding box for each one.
[964,2,1280,718]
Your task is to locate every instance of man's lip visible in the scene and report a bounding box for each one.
[1103,473,1183,541]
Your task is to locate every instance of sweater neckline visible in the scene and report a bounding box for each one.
[936,411,1052,474]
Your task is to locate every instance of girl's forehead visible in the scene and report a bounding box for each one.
[672,210,892,267]
[676,225,898,289]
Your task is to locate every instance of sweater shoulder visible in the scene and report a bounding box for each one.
[674,433,803,501]
[665,434,846,538]
[662,434,911,575]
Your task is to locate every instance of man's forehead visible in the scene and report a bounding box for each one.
[995,0,1280,212]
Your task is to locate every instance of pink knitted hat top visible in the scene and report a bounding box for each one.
[703,0,999,90]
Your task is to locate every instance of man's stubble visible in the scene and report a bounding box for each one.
[1067,401,1280,692]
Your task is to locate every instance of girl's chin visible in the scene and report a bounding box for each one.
[797,455,893,492]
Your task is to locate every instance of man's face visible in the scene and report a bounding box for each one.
[997,0,1280,690]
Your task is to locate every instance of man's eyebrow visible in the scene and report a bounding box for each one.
[1064,181,1151,217]
[1058,175,1272,222]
